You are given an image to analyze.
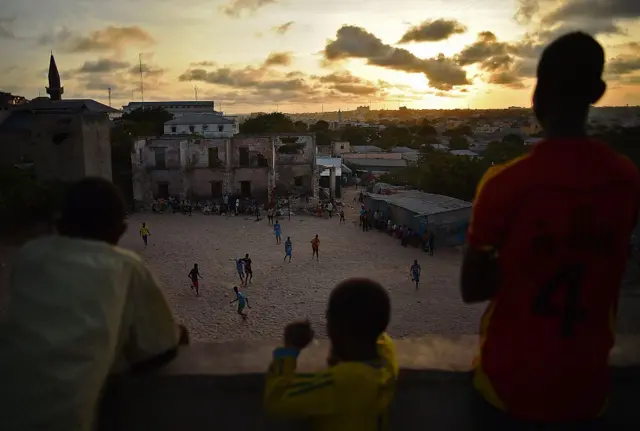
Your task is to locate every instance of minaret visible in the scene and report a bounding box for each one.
[338,109,342,123]
[46,52,64,101]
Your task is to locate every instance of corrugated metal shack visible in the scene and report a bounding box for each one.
[363,190,472,247]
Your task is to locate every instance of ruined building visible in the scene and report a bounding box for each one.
[131,133,319,205]
[0,54,118,182]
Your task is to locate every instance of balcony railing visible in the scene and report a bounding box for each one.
[98,335,640,431]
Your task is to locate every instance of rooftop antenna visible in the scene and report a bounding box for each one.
[139,53,144,106]
[108,87,112,107]
[194,86,199,101]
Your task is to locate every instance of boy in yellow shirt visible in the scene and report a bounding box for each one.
[139,222,150,248]
[264,278,398,430]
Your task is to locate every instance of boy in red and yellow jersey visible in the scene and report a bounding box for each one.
[461,32,640,426]
[264,278,398,431]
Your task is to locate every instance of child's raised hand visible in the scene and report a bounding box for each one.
[284,320,314,350]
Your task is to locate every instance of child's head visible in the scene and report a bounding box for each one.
[194,263,198,268]
[57,177,127,245]
[142,222,146,227]
[326,278,390,356]
[233,286,239,294]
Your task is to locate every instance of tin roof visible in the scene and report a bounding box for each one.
[366,190,472,216]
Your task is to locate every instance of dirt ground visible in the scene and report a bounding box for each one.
[118,207,484,341]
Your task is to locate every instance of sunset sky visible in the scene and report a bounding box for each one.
[1,0,639,113]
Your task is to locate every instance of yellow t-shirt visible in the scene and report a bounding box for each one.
[0,236,179,431]
[140,226,150,236]
[264,333,398,431]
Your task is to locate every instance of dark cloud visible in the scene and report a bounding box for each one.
[77,58,130,73]
[176,60,413,104]
[543,0,640,24]
[190,61,216,67]
[398,19,467,43]
[221,0,278,18]
[607,56,640,78]
[38,26,155,53]
[316,71,363,84]
[456,32,510,66]
[331,84,378,96]
[128,63,165,78]
[0,16,16,39]
[263,52,293,67]
[314,71,382,95]
[323,25,469,90]
[272,21,294,35]
[454,31,539,88]
[479,54,514,72]
[486,71,526,88]
[522,0,638,45]
[179,66,266,88]
[435,91,466,98]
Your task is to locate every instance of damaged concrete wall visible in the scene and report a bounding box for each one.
[230,137,273,198]
[80,113,112,181]
[130,134,317,203]
[183,139,228,197]
[273,134,316,197]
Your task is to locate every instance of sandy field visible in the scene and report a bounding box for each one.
[117,194,485,342]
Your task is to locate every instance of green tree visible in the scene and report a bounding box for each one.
[239,112,295,134]
[121,107,174,137]
[310,120,329,132]
[293,120,308,132]
[483,140,529,165]
[379,152,486,201]
[502,133,524,145]
[379,125,412,150]
[444,125,472,138]
[340,125,373,146]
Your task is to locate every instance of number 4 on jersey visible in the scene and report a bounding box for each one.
[532,263,587,338]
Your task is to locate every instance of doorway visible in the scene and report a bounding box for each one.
[240,181,251,197]
[157,183,169,199]
[211,181,223,198]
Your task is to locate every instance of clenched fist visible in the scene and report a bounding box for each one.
[284,320,314,350]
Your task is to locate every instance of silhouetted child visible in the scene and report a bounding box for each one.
[188,264,202,296]
[264,278,398,430]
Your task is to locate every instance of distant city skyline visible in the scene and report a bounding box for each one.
[1,0,639,113]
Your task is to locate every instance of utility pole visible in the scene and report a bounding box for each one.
[139,53,144,105]
[108,87,112,107]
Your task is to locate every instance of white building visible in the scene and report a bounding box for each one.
[122,101,216,117]
[164,113,238,138]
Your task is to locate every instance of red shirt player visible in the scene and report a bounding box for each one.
[461,33,640,425]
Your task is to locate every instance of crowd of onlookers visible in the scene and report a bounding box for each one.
[357,204,436,255]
